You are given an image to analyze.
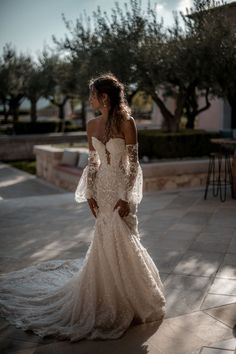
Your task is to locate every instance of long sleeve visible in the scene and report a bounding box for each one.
[75,150,100,203]
[120,143,143,205]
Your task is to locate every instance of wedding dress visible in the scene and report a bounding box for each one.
[0,136,166,342]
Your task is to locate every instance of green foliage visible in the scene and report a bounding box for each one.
[138,130,220,159]
[1,0,236,133]
[9,160,36,175]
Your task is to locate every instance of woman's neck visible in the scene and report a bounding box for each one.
[99,108,109,123]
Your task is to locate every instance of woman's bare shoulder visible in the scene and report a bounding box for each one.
[122,116,137,143]
[122,115,136,131]
[86,117,99,135]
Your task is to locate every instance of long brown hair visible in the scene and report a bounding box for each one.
[89,73,131,142]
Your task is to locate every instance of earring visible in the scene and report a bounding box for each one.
[103,101,107,107]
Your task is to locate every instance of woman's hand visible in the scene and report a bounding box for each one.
[113,199,130,217]
[87,197,99,218]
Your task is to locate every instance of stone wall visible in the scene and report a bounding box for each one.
[34,145,208,193]
[143,160,208,191]
[0,132,87,161]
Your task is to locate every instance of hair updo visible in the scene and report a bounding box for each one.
[89,73,131,142]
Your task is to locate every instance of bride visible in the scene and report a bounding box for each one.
[0,73,166,342]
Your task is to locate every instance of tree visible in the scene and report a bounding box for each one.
[184,0,236,129]
[24,62,45,123]
[52,1,147,116]
[38,49,76,132]
[0,44,31,127]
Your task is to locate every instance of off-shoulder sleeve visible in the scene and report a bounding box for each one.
[75,150,100,203]
[120,143,143,205]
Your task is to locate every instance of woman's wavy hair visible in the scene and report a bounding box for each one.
[89,73,131,142]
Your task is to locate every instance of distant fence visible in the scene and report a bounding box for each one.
[0,132,87,161]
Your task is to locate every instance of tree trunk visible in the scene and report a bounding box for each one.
[2,98,9,123]
[30,97,38,123]
[10,100,20,123]
[151,91,185,133]
[185,113,195,129]
[58,104,65,132]
[58,96,69,133]
[185,88,210,129]
[227,93,236,129]
[81,100,86,131]
[151,93,177,132]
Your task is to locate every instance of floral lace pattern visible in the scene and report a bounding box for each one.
[0,137,166,342]
[119,143,143,204]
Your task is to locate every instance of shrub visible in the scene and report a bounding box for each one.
[12,121,82,134]
[138,130,221,159]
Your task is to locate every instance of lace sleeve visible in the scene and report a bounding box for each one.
[120,143,143,205]
[75,150,100,203]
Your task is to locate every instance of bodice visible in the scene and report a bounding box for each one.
[91,136,126,170]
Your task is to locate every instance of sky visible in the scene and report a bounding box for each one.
[0,0,234,61]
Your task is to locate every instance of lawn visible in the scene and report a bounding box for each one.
[9,160,36,175]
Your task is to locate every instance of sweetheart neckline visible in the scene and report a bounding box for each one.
[91,136,125,146]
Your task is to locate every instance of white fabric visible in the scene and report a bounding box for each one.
[75,137,143,204]
[0,137,166,342]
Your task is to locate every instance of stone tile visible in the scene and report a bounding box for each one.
[164,195,198,209]
[207,337,236,350]
[204,303,236,329]
[164,229,199,241]
[201,294,236,310]
[202,225,235,235]
[154,208,187,218]
[227,235,236,254]
[179,211,214,227]
[200,348,234,353]
[0,257,38,273]
[0,336,39,354]
[139,194,178,212]
[155,238,193,252]
[0,317,56,344]
[142,218,179,233]
[170,223,204,233]
[211,209,236,228]
[216,254,236,279]
[151,249,185,273]
[208,278,236,296]
[0,175,65,199]
[188,204,219,213]
[147,310,232,354]
[1,321,165,354]
[172,251,224,277]
[189,240,231,254]
[195,232,234,242]
[163,274,212,318]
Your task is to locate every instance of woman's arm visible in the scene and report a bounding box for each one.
[114,117,143,216]
[86,119,100,217]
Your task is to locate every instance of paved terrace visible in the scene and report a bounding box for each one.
[0,162,235,354]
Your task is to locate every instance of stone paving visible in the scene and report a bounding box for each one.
[0,162,235,354]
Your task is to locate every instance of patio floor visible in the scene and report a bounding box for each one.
[0,162,235,354]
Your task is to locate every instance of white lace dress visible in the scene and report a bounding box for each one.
[0,136,166,342]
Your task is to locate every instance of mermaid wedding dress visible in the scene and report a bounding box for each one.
[0,136,166,342]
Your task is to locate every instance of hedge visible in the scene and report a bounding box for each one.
[138,130,221,159]
[9,121,82,134]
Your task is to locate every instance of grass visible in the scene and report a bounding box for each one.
[9,160,36,175]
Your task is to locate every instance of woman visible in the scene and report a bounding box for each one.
[0,73,166,342]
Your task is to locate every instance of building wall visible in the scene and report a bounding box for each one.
[151,94,231,132]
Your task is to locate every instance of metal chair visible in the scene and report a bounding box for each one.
[204,151,233,202]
